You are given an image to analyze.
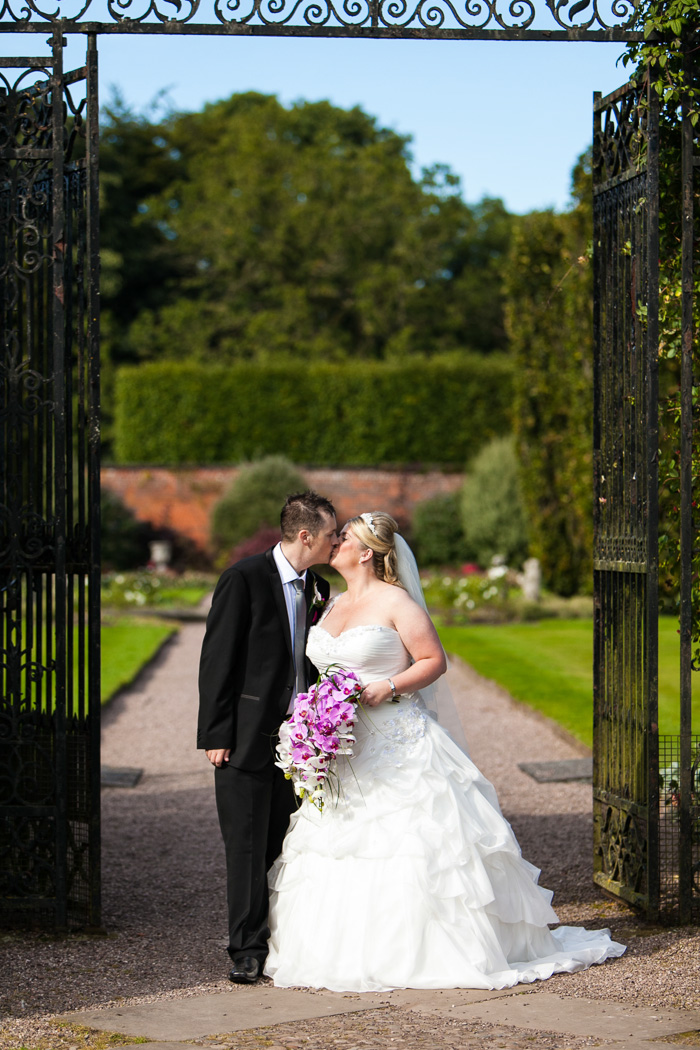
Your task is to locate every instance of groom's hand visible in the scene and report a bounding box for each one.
[206,748,231,767]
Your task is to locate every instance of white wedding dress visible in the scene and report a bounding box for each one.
[265,617,625,992]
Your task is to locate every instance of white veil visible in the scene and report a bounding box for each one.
[394,534,469,753]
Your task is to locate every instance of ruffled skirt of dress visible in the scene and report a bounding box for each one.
[265,705,625,992]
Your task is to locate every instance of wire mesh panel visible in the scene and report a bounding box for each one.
[658,735,700,919]
[0,36,101,928]
[592,79,660,916]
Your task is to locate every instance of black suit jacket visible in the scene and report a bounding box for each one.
[197,548,330,772]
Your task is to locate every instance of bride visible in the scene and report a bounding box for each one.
[265,512,625,992]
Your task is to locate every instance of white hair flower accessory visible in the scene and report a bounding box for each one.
[361,512,378,537]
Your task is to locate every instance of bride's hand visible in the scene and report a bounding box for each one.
[360,681,394,707]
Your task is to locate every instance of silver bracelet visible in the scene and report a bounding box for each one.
[388,678,399,702]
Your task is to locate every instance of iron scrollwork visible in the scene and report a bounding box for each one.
[596,802,648,893]
[547,0,636,32]
[1,71,55,576]
[0,0,641,35]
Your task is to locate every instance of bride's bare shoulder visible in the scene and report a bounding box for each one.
[384,582,420,613]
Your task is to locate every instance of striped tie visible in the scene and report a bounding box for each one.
[292,578,307,696]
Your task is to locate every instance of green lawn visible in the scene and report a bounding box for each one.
[439,618,695,748]
[15,620,177,715]
[101,619,178,703]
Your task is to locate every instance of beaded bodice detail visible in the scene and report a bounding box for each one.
[306,617,428,766]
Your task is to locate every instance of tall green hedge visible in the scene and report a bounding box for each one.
[114,357,513,466]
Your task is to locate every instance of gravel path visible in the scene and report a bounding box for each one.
[1,619,699,1049]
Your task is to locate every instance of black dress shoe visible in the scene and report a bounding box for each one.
[229,956,260,984]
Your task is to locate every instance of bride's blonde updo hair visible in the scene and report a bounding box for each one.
[346,512,403,587]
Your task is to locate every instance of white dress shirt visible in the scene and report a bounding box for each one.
[272,542,307,712]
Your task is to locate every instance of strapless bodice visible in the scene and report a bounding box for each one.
[306,621,424,751]
[306,623,411,686]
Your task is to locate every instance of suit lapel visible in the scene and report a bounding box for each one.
[265,548,293,658]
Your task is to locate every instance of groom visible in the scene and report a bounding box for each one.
[197,491,337,983]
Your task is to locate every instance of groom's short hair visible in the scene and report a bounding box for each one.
[281,491,336,541]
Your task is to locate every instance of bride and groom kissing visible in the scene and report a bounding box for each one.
[197,490,625,992]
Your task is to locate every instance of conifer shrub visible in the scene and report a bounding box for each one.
[411,491,472,567]
[460,437,530,569]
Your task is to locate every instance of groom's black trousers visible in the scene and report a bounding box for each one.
[214,761,296,964]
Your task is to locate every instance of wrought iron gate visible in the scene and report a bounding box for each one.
[593,62,700,922]
[0,34,101,927]
[592,78,660,917]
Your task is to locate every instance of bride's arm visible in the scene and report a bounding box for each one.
[360,595,446,708]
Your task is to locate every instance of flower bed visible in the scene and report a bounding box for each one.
[420,567,593,625]
[101,571,214,609]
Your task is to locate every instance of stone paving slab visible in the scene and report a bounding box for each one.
[431,991,700,1043]
[64,986,385,1040]
[367,986,524,1008]
[101,765,144,788]
[518,758,593,782]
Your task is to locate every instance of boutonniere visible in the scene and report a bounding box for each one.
[309,580,328,625]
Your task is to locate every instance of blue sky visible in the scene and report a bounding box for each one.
[3,33,632,212]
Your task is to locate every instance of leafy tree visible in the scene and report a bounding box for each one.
[99,93,513,377]
[503,153,594,596]
[98,93,188,442]
[99,93,186,356]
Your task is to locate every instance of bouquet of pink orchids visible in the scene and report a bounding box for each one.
[275,666,363,811]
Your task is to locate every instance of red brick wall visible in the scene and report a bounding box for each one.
[101,466,463,556]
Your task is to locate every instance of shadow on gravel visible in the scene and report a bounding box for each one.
[506,810,598,906]
[102,782,224,930]
[1,781,230,1018]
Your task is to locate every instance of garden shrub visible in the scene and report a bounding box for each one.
[228,526,283,565]
[113,357,514,467]
[411,491,472,567]
[460,437,529,569]
[211,456,306,559]
[101,490,151,570]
